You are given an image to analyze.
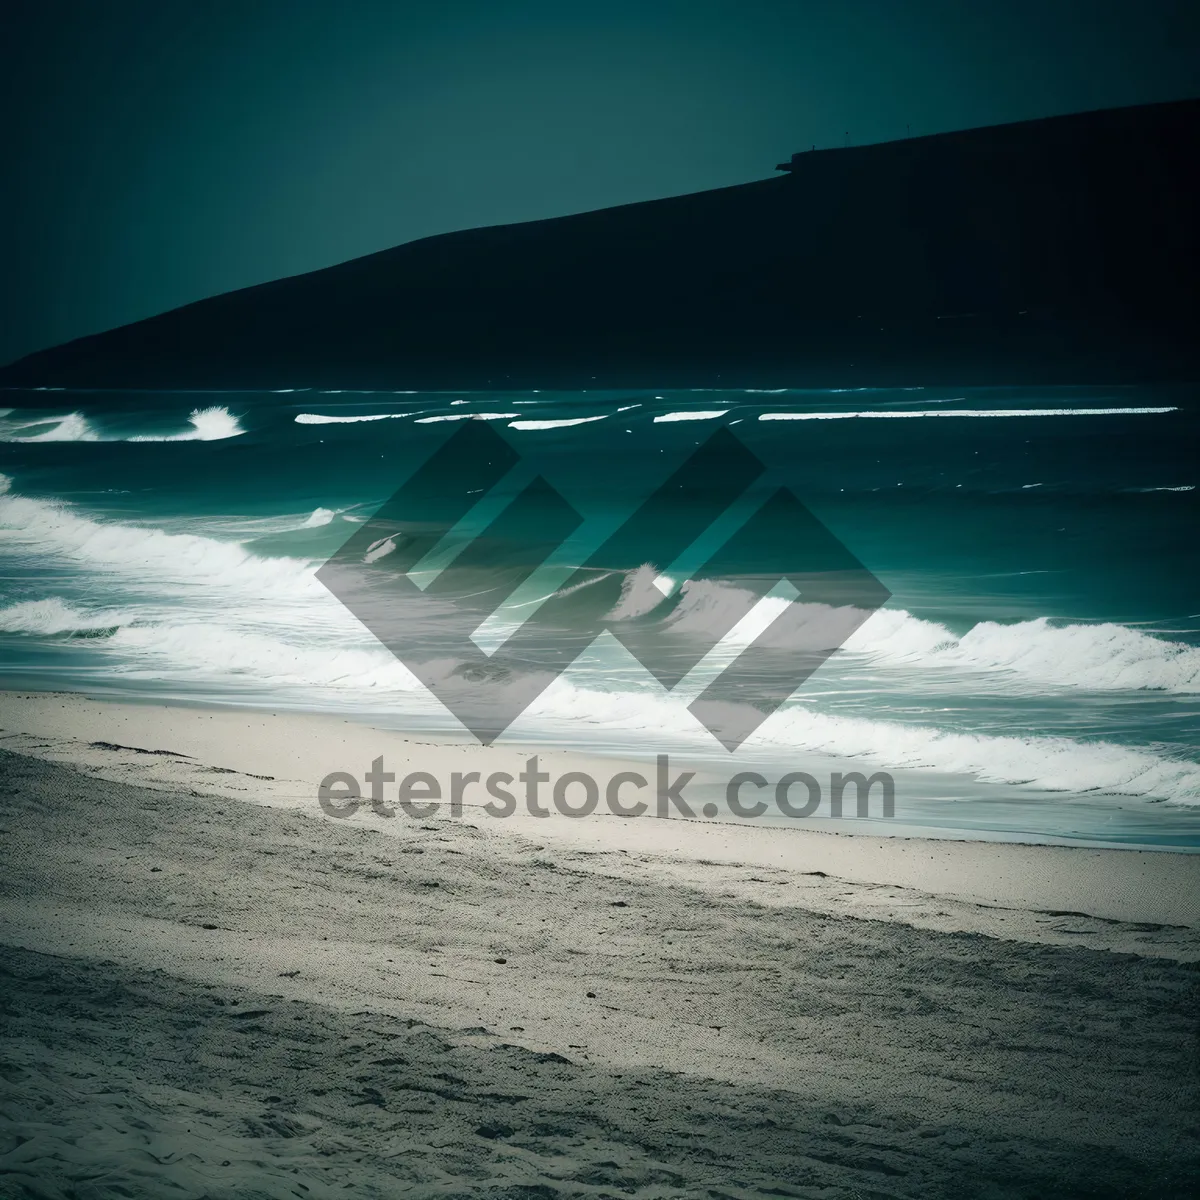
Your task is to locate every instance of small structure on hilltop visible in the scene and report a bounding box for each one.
[775,148,816,172]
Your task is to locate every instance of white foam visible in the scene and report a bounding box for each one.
[3,412,98,442]
[522,677,1200,804]
[597,575,1200,695]
[509,416,608,430]
[759,407,1176,421]
[846,609,1200,692]
[557,566,1200,697]
[128,405,244,442]
[653,410,730,423]
[3,476,1197,806]
[759,708,1200,803]
[302,507,336,528]
[664,579,795,641]
[106,619,423,699]
[0,597,128,635]
[17,591,1192,806]
[0,486,428,704]
[295,412,414,424]
[415,413,519,424]
[363,536,397,564]
[0,480,311,596]
[606,564,669,620]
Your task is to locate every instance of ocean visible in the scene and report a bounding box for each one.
[1,384,1197,847]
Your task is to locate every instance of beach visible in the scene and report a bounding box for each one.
[1,28,1198,1197]
[1,690,1196,1198]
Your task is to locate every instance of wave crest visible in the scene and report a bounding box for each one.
[1,412,98,442]
[128,405,244,442]
[528,679,1200,805]
[849,610,1200,692]
[0,597,127,635]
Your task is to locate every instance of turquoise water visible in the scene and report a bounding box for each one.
[1,384,1197,846]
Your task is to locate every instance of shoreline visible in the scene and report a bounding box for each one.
[2,688,1198,945]
[3,681,1194,852]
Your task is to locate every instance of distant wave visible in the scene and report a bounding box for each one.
[0,406,246,443]
[653,410,729,422]
[415,413,519,424]
[760,407,1176,421]
[1,412,99,442]
[127,405,244,441]
[510,416,608,430]
[295,411,415,424]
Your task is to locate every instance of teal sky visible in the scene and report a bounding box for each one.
[2,0,1197,366]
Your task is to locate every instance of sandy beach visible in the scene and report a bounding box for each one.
[1,690,1197,1197]
[3,13,1199,1198]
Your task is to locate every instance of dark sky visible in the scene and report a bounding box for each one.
[2,0,1197,367]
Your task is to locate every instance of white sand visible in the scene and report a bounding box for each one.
[0,689,1197,1196]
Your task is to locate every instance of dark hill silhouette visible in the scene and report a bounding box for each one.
[3,99,1197,393]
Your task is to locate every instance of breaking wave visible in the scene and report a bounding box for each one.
[0,597,128,636]
[0,406,244,443]
[2,473,1198,806]
[104,619,422,696]
[128,405,244,442]
[1,412,99,442]
[846,609,1200,693]
[600,573,1200,694]
[531,679,1200,805]
[8,601,1194,806]
[0,475,311,596]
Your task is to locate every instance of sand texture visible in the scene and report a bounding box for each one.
[0,746,1196,1198]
